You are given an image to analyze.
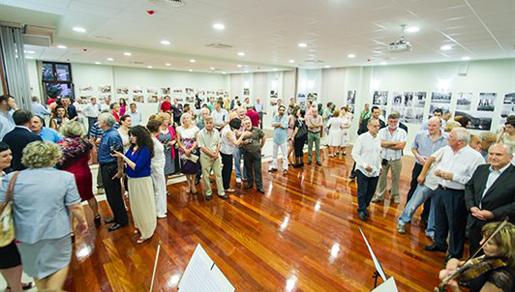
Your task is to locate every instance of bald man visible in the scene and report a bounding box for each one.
[465,143,515,255]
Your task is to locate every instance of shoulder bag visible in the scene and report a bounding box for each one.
[0,171,19,247]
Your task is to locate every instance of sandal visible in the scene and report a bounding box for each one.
[6,282,34,291]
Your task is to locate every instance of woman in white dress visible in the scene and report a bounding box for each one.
[326,110,343,157]
[340,106,353,156]
[147,119,168,219]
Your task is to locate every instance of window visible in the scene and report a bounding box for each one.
[41,62,74,100]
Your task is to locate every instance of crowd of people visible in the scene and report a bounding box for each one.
[0,91,514,291]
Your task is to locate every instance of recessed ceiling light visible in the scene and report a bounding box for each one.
[273,68,278,71]
[298,43,307,48]
[237,52,245,56]
[462,56,471,61]
[288,59,295,63]
[24,50,35,54]
[57,45,67,49]
[123,52,132,56]
[188,69,193,72]
[106,57,114,61]
[189,59,196,63]
[380,61,387,65]
[324,65,331,68]
[147,66,153,69]
[237,64,243,68]
[347,53,356,58]
[210,67,215,70]
[94,61,102,65]
[406,26,420,33]
[25,56,34,59]
[72,26,86,33]
[440,44,452,51]
[212,23,225,30]
[160,40,171,45]
[165,63,171,66]
[221,72,227,74]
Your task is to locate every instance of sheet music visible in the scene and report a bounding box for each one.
[178,244,235,292]
[359,227,387,281]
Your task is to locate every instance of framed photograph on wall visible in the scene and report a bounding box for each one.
[372,91,388,106]
[346,90,356,113]
[477,92,496,111]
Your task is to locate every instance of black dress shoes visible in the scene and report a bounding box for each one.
[358,211,368,221]
[105,217,115,224]
[205,195,212,201]
[424,243,447,252]
[257,188,265,194]
[218,194,228,199]
[108,223,126,232]
[94,216,102,227]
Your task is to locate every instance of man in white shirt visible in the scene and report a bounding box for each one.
[255,97,265,129]
[82,97,102,136]
[128,103,143,125]
[352,118,382,221]
[424,127,484,260]
[211,100,229,131]
[0,94,17,140]
[372,113,407,204]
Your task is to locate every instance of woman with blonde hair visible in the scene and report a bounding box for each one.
[439,221,514,291]
[0,141,87,291]
[57,121,101,227]
[176,112,200,193]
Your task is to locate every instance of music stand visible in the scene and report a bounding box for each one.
[359,227,387,288]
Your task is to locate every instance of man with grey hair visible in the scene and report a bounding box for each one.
[465,143,515,254]
[97,112,128,231]
[424,127,484,260]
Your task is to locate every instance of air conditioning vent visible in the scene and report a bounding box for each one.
[304,59,324,64]
[205,43,233,49]
[23,25,54,47]
[133,61,144,65]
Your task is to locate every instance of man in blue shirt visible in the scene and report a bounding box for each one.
[31,115,62,143]
[269,105,289,173]
[97,112,128,231]
[128,103,142,125]
[0,95,17,140]
[31,96,51,117]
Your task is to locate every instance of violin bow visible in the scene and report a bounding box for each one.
[436,217,509,291]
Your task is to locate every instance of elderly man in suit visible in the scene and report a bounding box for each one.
[465,143,515,254]
[2,110,42,171]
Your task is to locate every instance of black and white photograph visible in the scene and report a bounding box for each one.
[185,95,195,103]
[429,103,450,116]
[501,92,515,118]
[133,95,145,103]
[132,88,143,94]
[402,107,424,124]
[116,87,129,94]
[346,90,356,113]
[147,88,158,95]
[455,110,492,131]
[431,92,452,103]
[414,92,427,108]
[477,92,497,111]
[402,92,414,107]
[161,87,171,94]
[206,90,215,95]
[392,92,403,106]
[99,85,112,93]
[456,92,473,110]
[270,90,278,99]
[307,92,318,102]
[173,88,183,94]
[372,91,388,106]
[77,96,90,105]
[243,88,250,96]
[148,95,159,103]
[79,86,94,93]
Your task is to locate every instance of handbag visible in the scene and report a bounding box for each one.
[0,171,19,247]
[295,121,308,139]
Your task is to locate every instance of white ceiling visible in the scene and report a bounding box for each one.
[2,0,514,73]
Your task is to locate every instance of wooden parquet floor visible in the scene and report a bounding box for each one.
[66,152,445,291]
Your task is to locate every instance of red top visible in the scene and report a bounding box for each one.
[246,109,260,127]
[161,100,172,112]
[47,97,56,105]
[112,110,120,122]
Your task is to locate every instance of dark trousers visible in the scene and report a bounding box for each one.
[242,150,263,190]
[433,187,467,258]
[468,223,484,257]
[87,117,97,137]
[293,137,306,157]
[258,112,263,129]
[221,152,233,189]
[100,163,128,225]
[356,170,379,213]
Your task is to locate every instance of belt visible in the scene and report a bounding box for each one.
[308,131,320,134]
[438,184,463,192]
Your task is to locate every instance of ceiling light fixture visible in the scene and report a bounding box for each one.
[188,69,193,72]
[57,45,67,49]
[213,23,225,31]
[347,53,356,58]
[72,26,86,33]
[440,44,452,51]
[406,26,420,33]
[324,65,331,68]
[237,52,245,56]
[298,42,307,48]
[147,66,153,69]
[165,63,171,66]
[380,61,387,65]
[160,40,171,45]
[24,50,35,54]
[237,64,243,68]
[189,59,196,63]
[210,67,215,70]
[288,59,295,63]
[123,52,132,56]
[106,57,114,61]
[25,56,34,59]
[462,56,471,61]
[95,61,101,65]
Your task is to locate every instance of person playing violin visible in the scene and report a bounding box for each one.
[438,221,514,292]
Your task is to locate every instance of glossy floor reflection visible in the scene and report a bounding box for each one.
[65,151,444,291]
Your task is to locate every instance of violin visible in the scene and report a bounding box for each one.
[435,219,509,292]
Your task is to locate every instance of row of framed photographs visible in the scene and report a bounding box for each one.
[79,85,228,97]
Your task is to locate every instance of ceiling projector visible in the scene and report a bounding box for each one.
[388,37,412,52]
